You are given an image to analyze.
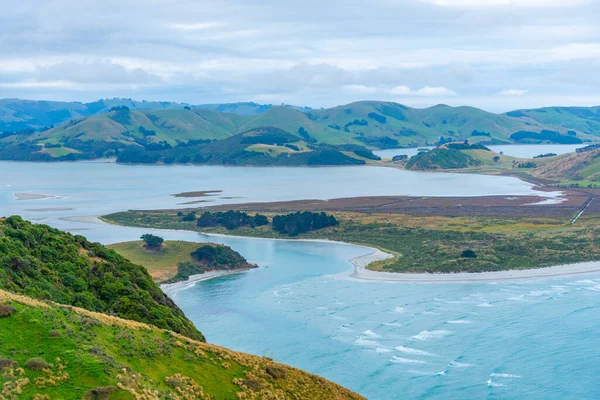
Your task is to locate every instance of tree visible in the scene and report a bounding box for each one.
[461,249,477,258]
[141,234,164,250]
[493,156,500,162]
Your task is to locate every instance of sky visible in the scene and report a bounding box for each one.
[0,0,599,112]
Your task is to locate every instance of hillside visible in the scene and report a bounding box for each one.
[0,289,364,399]
[116,126,372,166]
[533,146,600,185]
[1,99,600,163]
[0,216,204,341]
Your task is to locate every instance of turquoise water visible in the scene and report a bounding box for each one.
[1,161,598,399]
[375,144,585,160]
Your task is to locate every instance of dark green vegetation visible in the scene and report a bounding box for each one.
[0,216,203,341]
[272,212,339,236]
[195,210,270,230]
[140,233,164,249]
[406,147,483,170]
[103,208,600,273]
[0,290,364,399]
[2,99,600,163]
[164,244,256,284]
[174,209,338,236]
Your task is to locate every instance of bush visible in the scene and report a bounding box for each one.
[0,358,17,370]
[25,357,50,371]
[0,304,16,318]
[461,249,477,258]
[141,233,164,249]
[83,386,117,400]
[49,330,61,337]
[266,366,287,379]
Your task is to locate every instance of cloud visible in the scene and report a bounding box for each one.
[0,0,597,111]
[499,89,528,96]
[421,0,589,7]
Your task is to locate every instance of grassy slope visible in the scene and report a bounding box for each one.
[7,101,600,161]
[0,216,204,341]
[107,240,252,283]
[102,210,600,274]
[0,289,364,400]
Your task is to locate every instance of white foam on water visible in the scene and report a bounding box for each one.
[407,370,438,376]
[423,311,438,315]
[487,379,504,387]
[354,338,381,347]
[447,320,472,324]
[390,356,428,365]
[491,373,522,378]
[450,361,475,368]
[395,346,435,356]
[393,306,406,313]
[436,370,448,376]
[383,322,402,327]
[410,330,452,341]
[376,347,392,354]
[362,329,381,338]
[476,302,493,307]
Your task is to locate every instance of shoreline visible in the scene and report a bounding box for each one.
[160,270,247,295]
[97,219,600,284]
[349,248,600,283]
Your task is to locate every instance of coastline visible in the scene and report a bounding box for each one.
[160,269,247,295]
[349,248,600,283]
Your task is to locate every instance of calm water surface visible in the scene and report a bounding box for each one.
[375,144,584,160]
[1,161,598,399]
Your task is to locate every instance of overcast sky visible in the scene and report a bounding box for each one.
[1,0,599,111]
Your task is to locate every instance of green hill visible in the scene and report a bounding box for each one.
[2,99,600,163]
[0,216,203,341]
[0,289,364,400]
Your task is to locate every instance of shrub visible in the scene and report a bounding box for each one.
[49,330,61,337]
[0,358,17,370]
[461,249,477,258]
[0,304,16,318]
[25,357,50,371]
[266,366,287,379]
[83,386,117,400]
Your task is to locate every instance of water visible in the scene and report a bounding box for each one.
[1,161,598,399]
[375,144,584,160]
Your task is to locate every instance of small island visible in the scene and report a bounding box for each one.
[108,234,257,283]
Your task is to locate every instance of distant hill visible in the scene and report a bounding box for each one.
[1,98,599,163]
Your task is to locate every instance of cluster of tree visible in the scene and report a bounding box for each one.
[272,212,339,236]
[577,144,600,153]
[343,119,368,131]
[141,233,164,249]
[392,154,408,161]
[516,161,537,168]
[297,127,317,143]
[163,244,254,284]
[195,211,269,230]
[367,112,387,124]
[471,130,491,137]
[533,153,558,159]
[0,216,204,341]
[354,134,399,149]
[446,141,490,151]
[510,130,582,144]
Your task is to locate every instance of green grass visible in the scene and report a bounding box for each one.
[107,240,202,281]
[0,290,364,399]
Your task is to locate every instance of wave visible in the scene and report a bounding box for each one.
[383,322,402,327]
[376,347,392,354]
[491,373,522,378]
[395,345,435,356]
[410,330,452,341]
[362,329,381,338]
[393,306,406,313]
[354,338,381,347]
[476,302,493,307]
[390,356,427,365]
[449,360,475,368]
[487,379,504,387]
[447,319,472,324]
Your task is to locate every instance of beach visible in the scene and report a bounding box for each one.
[349,248,600,282]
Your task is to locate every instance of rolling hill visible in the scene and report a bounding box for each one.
[0,217,364,398]
[1,98,599,163]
